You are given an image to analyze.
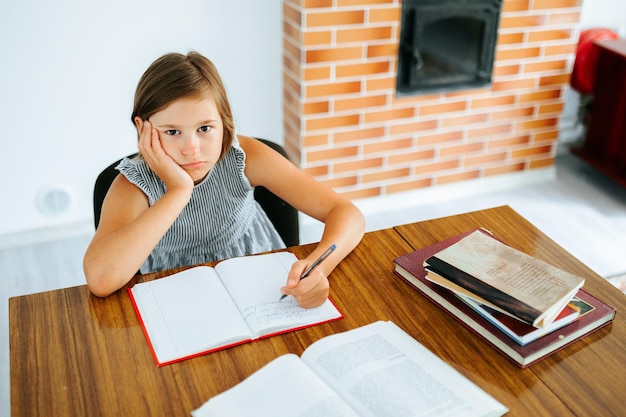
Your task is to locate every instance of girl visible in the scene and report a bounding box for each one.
[83,51,365,308]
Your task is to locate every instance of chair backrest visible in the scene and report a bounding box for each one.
[92,138,300,247]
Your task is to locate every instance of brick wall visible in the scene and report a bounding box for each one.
[283,0,582,200]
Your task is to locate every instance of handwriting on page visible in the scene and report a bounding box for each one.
[242,299,329,333]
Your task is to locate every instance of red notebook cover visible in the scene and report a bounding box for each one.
[393,229,616,368]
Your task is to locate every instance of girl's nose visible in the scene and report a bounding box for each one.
[181,133,200,156]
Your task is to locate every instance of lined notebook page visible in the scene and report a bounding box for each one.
[216,252,342,336]
[130,266,252,364]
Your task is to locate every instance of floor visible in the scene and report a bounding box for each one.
[1,148,625,416]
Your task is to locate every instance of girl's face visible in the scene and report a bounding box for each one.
[148,95,225,184]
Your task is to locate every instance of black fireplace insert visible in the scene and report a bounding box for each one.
[396,0,503,96]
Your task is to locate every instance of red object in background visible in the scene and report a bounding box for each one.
[573,39,626,188]
[570,28,619,94]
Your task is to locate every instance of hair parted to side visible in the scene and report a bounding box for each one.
[132,51,235,158]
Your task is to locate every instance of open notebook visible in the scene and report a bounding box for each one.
[129,252,343,366]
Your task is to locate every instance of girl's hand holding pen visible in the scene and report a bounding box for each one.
[280,263,330,308]
[280,244,336,308]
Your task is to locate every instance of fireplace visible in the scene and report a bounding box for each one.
[283,0,582,201]
[397,0,503,96]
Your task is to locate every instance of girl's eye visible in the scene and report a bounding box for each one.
[198,125,212,133]
[165,129,180,136]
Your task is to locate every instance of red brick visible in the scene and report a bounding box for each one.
[337,0,395,6]
[306,47,363,63]
[390,119,439,135]
[530,156,556,168]
[306,10,365,27]
[436,169,480,185]
[306,145,359,163]
[534,129,559,142]
[440,142,484,157]
[496,47,541,61]
[341,187,381,200]
[364,137,413,154]
[527,29,572,43]
[442,113,489,128]
[334,157,384,173]
[305,114,361,131]
[334,94,388,112]
[516,117,558,131]
[489,134,531,149]
[369,6,401,23]
[502,0,530,13]
[336,26,393,43]
[386,178,432,194]
[335,127,386,143]
[466,152,508,166]
[304,0,333,7]
[322,176,358,189]
[415,160,460,175]
[471,95,516,109]
[485,162,526,176]
[303,100,330,115]
[418,131,464,146]
[511,145,553,158]
[500,15,546,29]
[388,149,436,165]
[336,61,391,78]
[364,107,415,124]
[419,101,467,116]
[468,123,512,139]
[532,0,581,10]
[306,81,362,98]
[363,167,411,183]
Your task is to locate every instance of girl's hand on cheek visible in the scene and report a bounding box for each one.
[138,121,194,192]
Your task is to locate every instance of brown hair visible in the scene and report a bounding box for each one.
[131,51,234,158]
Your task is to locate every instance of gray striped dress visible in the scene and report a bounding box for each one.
[116,136,285,273]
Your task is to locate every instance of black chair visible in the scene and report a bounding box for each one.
[93,138,300,247]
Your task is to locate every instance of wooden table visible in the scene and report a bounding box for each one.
[10,206,625,416]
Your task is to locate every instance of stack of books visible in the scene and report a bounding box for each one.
[393,229,616,368]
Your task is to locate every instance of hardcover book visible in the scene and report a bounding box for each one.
[423,229,585,328]
[129,251,343,366]
[393,230,616,367]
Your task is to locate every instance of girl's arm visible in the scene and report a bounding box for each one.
[83,175,191,297]
[241,136,366,308]
[83,122,193,297]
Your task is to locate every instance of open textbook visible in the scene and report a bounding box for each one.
[192,321,508,417]
[129,251,343,366]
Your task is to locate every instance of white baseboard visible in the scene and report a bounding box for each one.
[0,220,94,250]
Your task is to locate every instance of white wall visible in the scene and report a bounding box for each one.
[0,0,282,237]
[559,0,626,145]
[581,0,626,34]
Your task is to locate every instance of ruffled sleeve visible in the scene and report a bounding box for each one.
[116,157,166,205]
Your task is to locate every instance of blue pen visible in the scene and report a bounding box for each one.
[279,244,337,301]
